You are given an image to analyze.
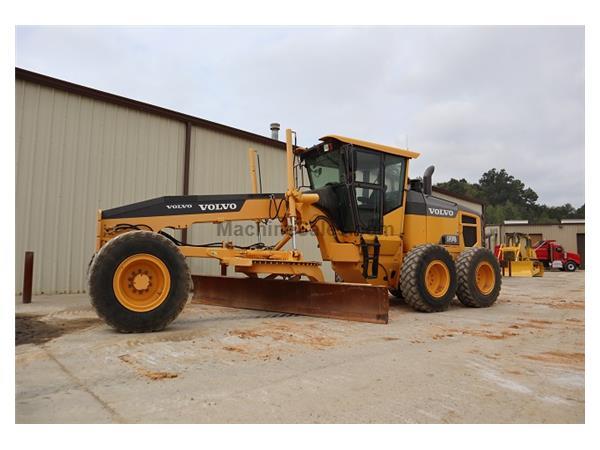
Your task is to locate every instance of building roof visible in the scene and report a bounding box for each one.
[15,67,286,150]
[431,186,485,206]
[489,220,585,227]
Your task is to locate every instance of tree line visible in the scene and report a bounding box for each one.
[435,168,584,225]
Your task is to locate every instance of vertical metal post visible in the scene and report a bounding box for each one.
[247,148,262,242]
[247,148,259,194]
[285,129,297,250]
[181,121,192,244]
[22,251,34,304]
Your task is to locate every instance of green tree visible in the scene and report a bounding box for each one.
[435,168,583,224]
[478,169,538,207]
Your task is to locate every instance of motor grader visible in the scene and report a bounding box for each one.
[88,129,501,332]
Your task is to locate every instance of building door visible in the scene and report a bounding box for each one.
[577,233,585,269]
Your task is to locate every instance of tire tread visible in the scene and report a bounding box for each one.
[88,231,191,332]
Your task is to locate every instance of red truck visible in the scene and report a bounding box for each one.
[533,240,581,271]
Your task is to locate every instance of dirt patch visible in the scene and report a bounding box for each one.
[118,354,178,380]
[223,345,247,354]
[566,318,583,323]
[382,337,400,341]
[523,351,585,367]
[16,314,101,346]
[550,302,585,310]
[534,300,584,310]
[508,319,554,330]
[437,328,519,340]
[229,323,336,349]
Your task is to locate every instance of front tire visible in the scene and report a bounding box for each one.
[564,260,577,272]
[400,244,457,312]
[88,231,191,333]
[456,247,501,308]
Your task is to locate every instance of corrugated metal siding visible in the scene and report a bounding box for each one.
[15,80,185,294]
[498,224,585,254]
[187,127,334,280]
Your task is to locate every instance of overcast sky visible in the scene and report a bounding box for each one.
[16,26,584,206]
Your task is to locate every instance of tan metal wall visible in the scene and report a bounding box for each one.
[16,78,333,294]
[485,223,585,255]
[499,224,585,254]
[16,79,186,294]
[187,127,334,281]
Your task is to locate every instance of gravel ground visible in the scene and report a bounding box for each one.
[15,270,584,423]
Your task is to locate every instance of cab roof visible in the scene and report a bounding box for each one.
[320,134,420,159]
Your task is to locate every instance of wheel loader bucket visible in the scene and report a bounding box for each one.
[509,260,545,277]
[192,275,389,324]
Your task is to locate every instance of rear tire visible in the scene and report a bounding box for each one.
[400,244,457,312]
[456,247,501,308]
[564,260,577,272]
[88,231,191,333]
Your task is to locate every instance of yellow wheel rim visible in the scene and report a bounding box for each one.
[475,261,495,295]
[113,254,171,312]
[424,260,450,299]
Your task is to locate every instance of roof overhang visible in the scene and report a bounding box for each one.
[320,135,420,159]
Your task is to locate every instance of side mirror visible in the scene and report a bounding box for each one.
[423,166,435,195]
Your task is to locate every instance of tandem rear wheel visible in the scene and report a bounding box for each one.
[88,231,191,333]
[456,247,502,308]
[400,244,457,312]
[399,244,501,312]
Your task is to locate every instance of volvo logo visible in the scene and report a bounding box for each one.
[198,203,238,212]
[428,207,455,217]
[165,202,241,212]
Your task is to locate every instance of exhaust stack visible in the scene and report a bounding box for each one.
[423,165,435,196]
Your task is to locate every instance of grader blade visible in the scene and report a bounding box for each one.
[192,275,389,324]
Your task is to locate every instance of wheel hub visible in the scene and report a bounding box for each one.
[475,261,495,295]
[132,272,151,291]
[113,254,171,312]
[424,260,450,299]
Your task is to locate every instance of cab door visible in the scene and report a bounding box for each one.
[350,148,407,282]
[379,154,407,266]
[351,149,385,234]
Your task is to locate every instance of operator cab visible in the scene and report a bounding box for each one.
[299,135,419,234]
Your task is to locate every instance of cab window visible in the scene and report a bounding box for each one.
[383,155,406,213]
[305,151,345,189]
[353,150,383,233]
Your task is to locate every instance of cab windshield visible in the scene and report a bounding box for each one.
[304,151,345,189]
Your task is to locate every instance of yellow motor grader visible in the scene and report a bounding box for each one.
[89,129,501,332]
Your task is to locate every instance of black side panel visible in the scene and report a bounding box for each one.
[405,190,479,218]
[102,193,284,219]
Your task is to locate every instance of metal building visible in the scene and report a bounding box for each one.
[15,68,484,294]
[15,68,327,294]
[485,220,585,268]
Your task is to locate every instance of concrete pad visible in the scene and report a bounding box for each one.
[15,271,584,423]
